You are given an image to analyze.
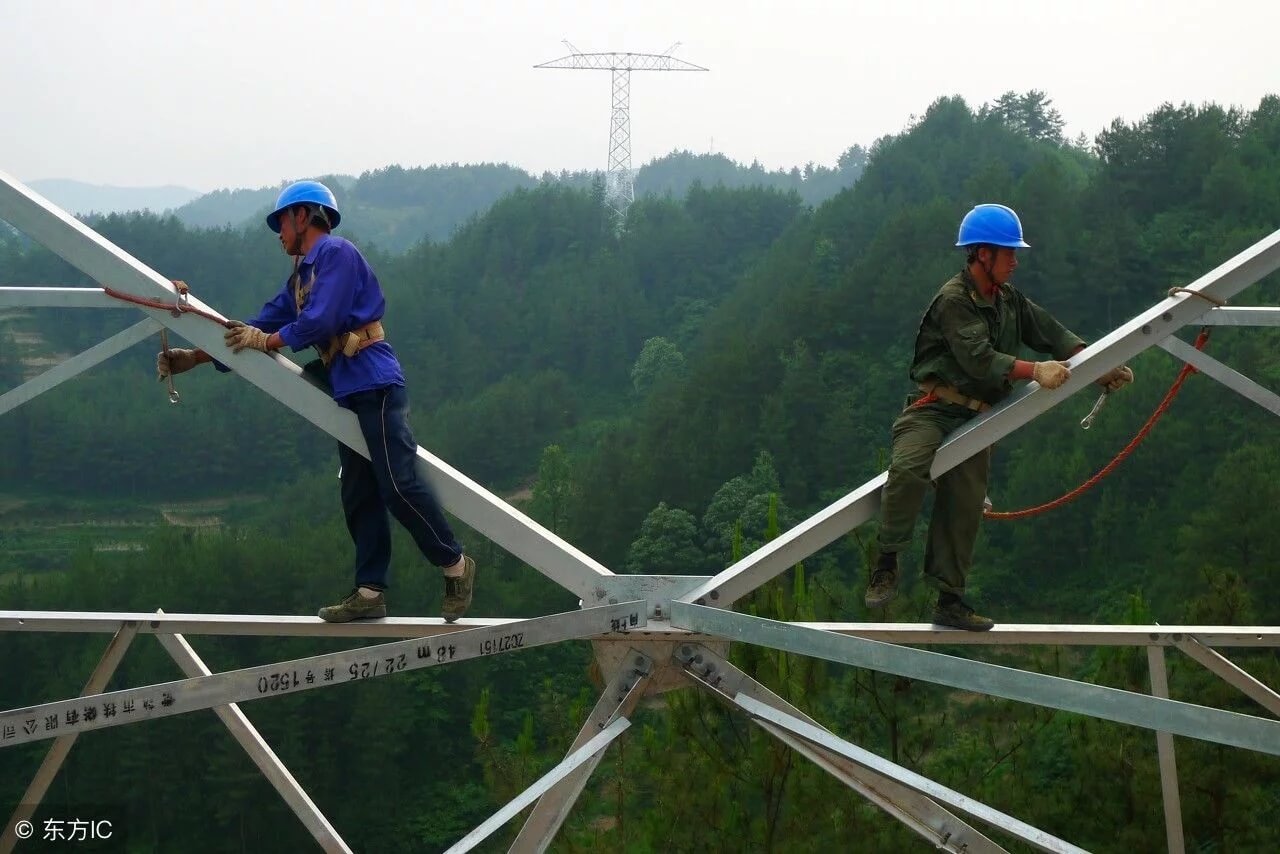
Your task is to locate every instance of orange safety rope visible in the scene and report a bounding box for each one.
[101,282,232,405]
[101,283,232,328]
[985,287,1221,521]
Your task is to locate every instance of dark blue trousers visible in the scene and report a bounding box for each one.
[337,384,463,590]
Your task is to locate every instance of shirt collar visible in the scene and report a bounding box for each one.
[301,233,333,265]
[960,268,1001,305]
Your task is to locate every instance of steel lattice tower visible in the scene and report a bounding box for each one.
[536,42,708,219]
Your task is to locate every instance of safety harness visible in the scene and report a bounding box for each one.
[290,258,385,368]
[914,379,990,413]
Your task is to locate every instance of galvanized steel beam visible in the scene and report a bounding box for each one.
[671,603,1280,756]
[511,653,653,851]
[0,601,645,749]
[679,645,1007,853]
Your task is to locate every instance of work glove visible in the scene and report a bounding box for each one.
[1096,365,1134,392]
[1032,360,1072,390]
[224,320,270,353]
[156,348,199,380]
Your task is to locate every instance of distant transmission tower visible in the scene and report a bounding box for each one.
[536,41,708,218]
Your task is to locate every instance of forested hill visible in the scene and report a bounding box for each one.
[168,147,868,251]
[2,92,1279,852]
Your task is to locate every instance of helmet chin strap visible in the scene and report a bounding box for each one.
[287,207,308,256]
[287,205,332,256]
[979,245,996,281]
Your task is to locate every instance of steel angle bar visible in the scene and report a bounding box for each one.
[2,623,138,854]
[1147,646,1186,854]
[1175,638,1280,717]
[0,172,615,601]
[678,645,1005,854]
[0,319,159,418]
[793,622,1280,648]
[679,229,1280,608]
[736,695,1086,854]
[445,717,631,854]
[0,601,645,749]
[156,629,351,854]
[671,603,1280,756]
[1159,335,1280,418]
[678,474,887,608]
[0,286,120,309]
[512,654,653,852]
[1198,306,1280,327]
[0,611,521,639]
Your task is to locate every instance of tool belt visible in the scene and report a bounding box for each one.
[320,320,385,367]
[915,378,990,413]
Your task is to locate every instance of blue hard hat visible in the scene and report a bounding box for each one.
[266,180,341,233]
[955,204,1030,249]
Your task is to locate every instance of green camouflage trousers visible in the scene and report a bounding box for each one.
[876,400,992,594]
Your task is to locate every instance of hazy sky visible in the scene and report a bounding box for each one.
[3,0,1276,192]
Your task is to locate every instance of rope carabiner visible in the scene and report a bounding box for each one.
[159,329,180,405]
[1080,390,1109,430]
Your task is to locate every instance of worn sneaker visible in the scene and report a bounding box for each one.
[442,556,476,623]
[864,553,900,608]
[932,597,995,632]
[318,589,387,623]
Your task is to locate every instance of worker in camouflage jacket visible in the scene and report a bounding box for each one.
[864,204,1134,630]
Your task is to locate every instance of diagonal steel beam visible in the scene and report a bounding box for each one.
[671,603,1280,756]
[446,717,631,853]
[0,319,159,418]
[677,644,1006,853]
[678,229,1280,607]
[155,627,351,853]
[734,694,1087,854]
[0,172,614,600]
[511,653,653,851]
[1159,335,1280,418]
[1175,638,1280,717]
[0,601,645,749]
[2,622,138,854]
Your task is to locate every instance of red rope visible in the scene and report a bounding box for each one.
[983,327,1211,520]
[101,285,232,328]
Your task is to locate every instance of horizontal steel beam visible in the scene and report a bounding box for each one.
[736,695,1086,854]
[804,622,1280,648]
[1159,335,1280,418]
[0,286,120,309]
[1198,306,1280,327]
[0,172,615,600]
[671,603,1280,756]
[0,601,645,750]
[678,229,1280,607]
[0,319,159,418]
[446,717,631,853]
[3,611,1279,647]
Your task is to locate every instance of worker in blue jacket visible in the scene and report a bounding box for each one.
[157,180,475,623]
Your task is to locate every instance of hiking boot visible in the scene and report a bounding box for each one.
[318,588,387,623]
[864,552,899,608]
[442,556,476,623]
[932,596,995,632]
